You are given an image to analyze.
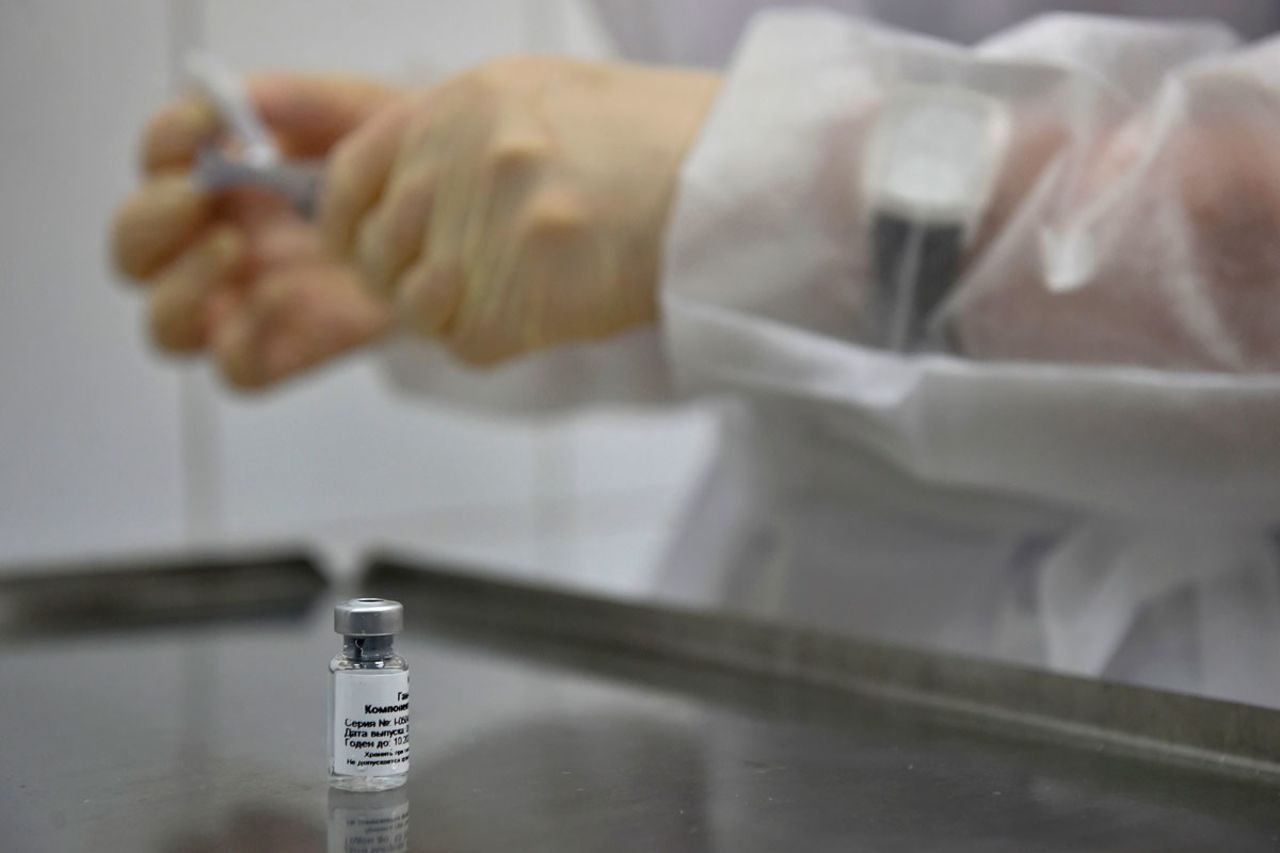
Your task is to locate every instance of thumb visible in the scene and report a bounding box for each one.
[143,73,404,175]
[249,74,406,159]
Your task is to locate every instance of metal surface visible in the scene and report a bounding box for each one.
[0,549,323,638]
[1,555,1279,851]
[366,553,1280,775]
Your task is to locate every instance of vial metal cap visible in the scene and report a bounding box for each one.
[334,598,404,637]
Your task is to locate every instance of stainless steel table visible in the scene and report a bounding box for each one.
[1,552,1279,852]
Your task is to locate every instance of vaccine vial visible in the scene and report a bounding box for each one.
[329,598,410,791]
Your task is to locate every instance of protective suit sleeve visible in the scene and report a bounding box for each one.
[660,9,1280,519]
[662,8,1280,373]
[376,328,676,417]
[659,10,1280,685]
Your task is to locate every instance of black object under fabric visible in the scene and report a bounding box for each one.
[869,213,964,353]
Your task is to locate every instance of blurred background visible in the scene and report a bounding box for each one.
[0,0,718,590]
[5,0,1280,595]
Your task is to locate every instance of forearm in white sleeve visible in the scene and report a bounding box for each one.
[658,8,1280,522]
[661,8,1280,375]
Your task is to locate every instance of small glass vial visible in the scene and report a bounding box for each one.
[329,598,410,791]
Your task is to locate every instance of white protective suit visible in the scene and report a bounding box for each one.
[383,6,1280,708]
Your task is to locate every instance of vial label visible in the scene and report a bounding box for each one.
[332,672,410,777]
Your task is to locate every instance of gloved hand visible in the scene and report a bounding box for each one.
[111,75,400,388]
[320,56,720,366]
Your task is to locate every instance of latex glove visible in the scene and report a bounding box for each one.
[320,56,720,366]
[110,75,400,388]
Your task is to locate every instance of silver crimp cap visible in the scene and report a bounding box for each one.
[334,598,404,637]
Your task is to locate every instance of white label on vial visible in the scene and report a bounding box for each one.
[332,672,410,776]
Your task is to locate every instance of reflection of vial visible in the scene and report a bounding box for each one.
[328,785,410,853]
[329,598,410,791]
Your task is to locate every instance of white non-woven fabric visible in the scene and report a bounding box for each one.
[661,10,1280,697]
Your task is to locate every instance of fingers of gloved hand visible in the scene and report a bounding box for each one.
[212,267,391,390]
[238,200,329,269]
[327,76,508,294]
[443,297,520,368]
[396,257,465,338]
[353,165,438,298]
[249,74,404,159]
[142,74,402,177]
[319,99,416,260]
[111,174,214,281]
[147,227,246,352]
[394,186,601,366]
[141,98,221,175]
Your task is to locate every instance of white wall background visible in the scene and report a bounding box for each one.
[1,0,187,560]
[0,0,717,593]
